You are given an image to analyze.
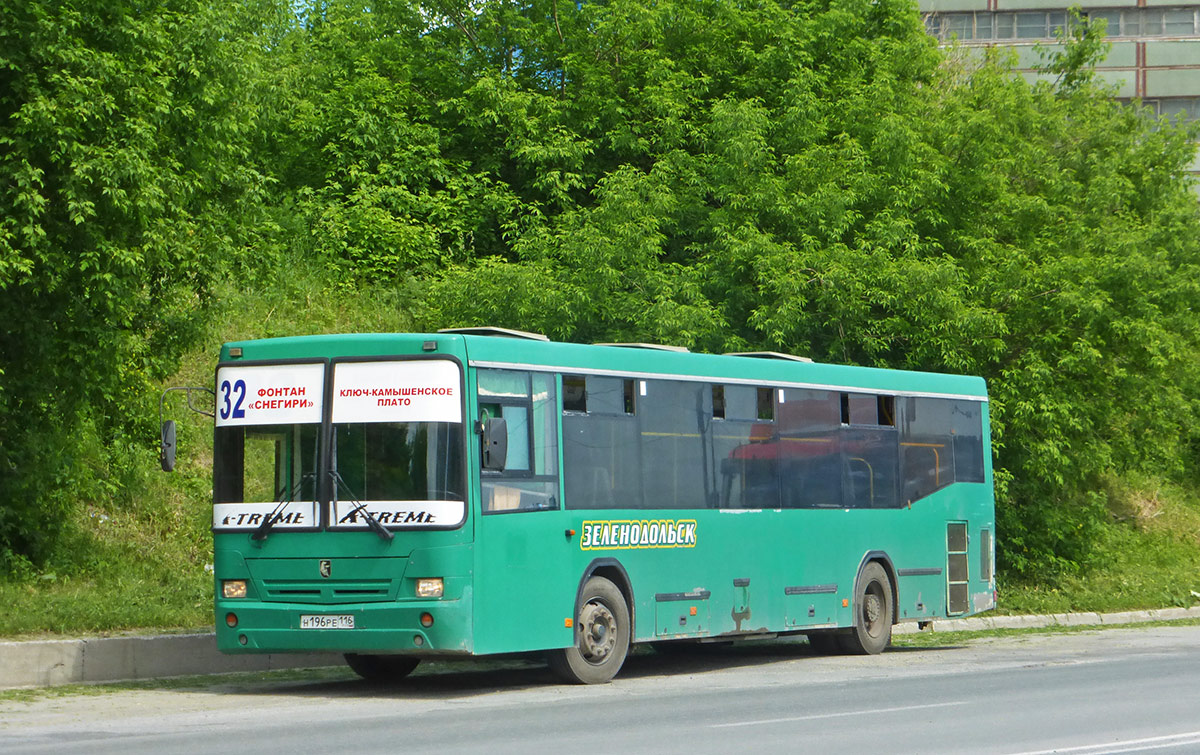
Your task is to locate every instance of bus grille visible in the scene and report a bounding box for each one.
[259,579,395,604]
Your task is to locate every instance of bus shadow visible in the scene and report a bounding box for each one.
[224,660,558,699]
[211,640,963,700]
[615,640,961,679]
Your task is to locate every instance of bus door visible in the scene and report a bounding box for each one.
[472,369,575,655]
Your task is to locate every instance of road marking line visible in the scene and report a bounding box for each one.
[1005,731,1200,755]
[710,701,966,729]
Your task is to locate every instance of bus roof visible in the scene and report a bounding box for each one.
[221,332,987,401]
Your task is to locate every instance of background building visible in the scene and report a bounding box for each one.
[920,1,1200,173]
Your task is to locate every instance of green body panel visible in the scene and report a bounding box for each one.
[212,332,995,658]
[472,509,578,654]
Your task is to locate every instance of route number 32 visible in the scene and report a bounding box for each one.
[219,379,247,420]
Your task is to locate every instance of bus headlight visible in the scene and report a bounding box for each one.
[222,580,248,599]
[416,578,444,598]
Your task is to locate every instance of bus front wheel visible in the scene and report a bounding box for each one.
[344,653,419,682]
[547,576,630,684]
[838,562,893,655]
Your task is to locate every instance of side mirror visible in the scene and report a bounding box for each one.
[482,417,508,471]
[160,420,177,472]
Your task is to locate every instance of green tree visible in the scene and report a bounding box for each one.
[0,0,273,566]
[407,1,1200,579]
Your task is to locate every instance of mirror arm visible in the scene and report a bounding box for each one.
[159,386,217,472]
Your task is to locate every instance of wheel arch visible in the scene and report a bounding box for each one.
[577,558,636,637]
[853,550,898,626]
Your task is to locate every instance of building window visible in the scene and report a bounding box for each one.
[926,7,1200,43]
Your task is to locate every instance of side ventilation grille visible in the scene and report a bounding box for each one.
[947,522,969,614]
[981,529,992,582]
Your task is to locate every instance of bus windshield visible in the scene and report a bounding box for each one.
[211,361,326,531]
[214,423,320,504]
[332,421,464,502]
[327,358,467,529]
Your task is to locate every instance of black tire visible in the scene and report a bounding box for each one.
[547,576,630,684]
[838,562,894,655]
[344,653,420,682]
[806,632,842,655]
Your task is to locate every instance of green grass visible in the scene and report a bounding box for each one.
[997,477,1200,615]
[0,262,422,639]
[0,437,213,638]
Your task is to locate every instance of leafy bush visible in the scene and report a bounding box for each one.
[3,0,1199,594]
[0,0,275,567]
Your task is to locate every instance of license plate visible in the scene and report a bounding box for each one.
[300,614,355,629]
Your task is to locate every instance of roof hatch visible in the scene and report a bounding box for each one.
[725,350,813,363]
[595,342,690,353]
[438,327,550,342]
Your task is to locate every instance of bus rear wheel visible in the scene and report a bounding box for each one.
[344,653,419,682]
[547,576,630,684]
[838,562,893,655]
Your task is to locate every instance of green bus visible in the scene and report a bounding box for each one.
[205,327,995,684]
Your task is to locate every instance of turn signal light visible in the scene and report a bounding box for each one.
[420,612,434,628]
[226,612,238,628]
[222,580,247,599]
[416,578,444,598]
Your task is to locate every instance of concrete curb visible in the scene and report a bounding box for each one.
[3,607,1199,690]
[0,634,339,690]
[891,605,1200,634]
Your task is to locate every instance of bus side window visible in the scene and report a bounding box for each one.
[776,389,841,509]
[838,393,898,509]
[715,385,780,509]
[724,385,757,421]
[900,397,955,503]
[639,380,710,509]
[712,385,725,420]
[563,374,641,509]
[481,402,529,472]
[478,369,559,513]
[562,375,586,412]
[951,400,985,483]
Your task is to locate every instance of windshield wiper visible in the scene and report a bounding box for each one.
[251,473,315,542]
[329,470,394,542]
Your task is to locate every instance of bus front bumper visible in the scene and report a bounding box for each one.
[214,595,472,655]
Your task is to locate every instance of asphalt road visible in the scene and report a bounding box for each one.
[2,625,1199,754]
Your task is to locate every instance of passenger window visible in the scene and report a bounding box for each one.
[756,387,774,420]
[951,401,985,483]
[639,380,709,509]
[841,393,877,425]
[899,397,955,503]
[495,404,530,472]
[562,375,586,413]
[776,389,842,509]
[723,385,757,421]
[587,376,634,415]
[712,385,726,420]
[479,369,558,514]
